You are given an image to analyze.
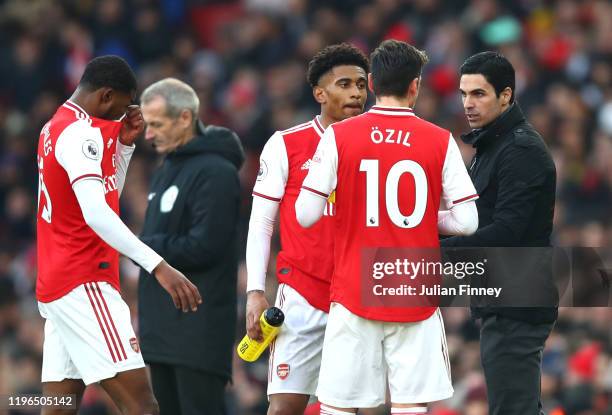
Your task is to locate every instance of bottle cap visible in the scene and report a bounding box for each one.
[264,307,285,327]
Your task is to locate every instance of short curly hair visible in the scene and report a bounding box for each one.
[306,43,369,88]
[79,55,137,94]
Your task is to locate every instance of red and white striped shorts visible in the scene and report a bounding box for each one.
[38,281,144,385]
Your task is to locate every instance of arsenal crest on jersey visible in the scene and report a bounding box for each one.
[277,363,290,380]
[129,337,140,353]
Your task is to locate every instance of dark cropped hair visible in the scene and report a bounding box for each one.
[307,43,369,87]
[79,55,137,94]
[460,51,515,103]
[370,39,429,97]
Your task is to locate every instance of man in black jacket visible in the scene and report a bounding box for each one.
[139,78,244,415]
[441,52,557,415]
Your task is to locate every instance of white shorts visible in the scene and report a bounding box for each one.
[268,283,328,396]
[38,281,145,385]
[316,303,453,408]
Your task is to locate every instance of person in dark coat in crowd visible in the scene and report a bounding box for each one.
[442,52,557,415]
[139,77,244,415]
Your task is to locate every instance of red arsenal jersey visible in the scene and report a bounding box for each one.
[302,106,478,321]
[253,117,335,311]
[36,101,123,302]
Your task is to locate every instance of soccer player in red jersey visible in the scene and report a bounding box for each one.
[245,44,369,415]
[36,56,201,414]
[296,40,479,415]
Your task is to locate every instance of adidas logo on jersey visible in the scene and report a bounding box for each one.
[301,159,313,170]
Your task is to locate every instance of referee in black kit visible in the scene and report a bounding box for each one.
[441,52,557,415]
[138,78,244,414]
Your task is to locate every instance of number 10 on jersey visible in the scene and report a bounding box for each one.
[359,159,427,228]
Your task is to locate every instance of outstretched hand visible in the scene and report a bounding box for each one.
[153,260,202,312]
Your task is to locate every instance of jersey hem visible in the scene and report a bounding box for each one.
[37,276,121,303]
[275,254,331,312]
[279,278,330,313]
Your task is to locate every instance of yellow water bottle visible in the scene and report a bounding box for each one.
[237,307,285,362]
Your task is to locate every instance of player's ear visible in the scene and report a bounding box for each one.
[407,77,419,98]
[501,87,512,106]
[100,88,113,104]
[368,73,375,94]
[178,109,193,130]
[313,85,326,105]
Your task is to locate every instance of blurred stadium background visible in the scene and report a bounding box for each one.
[0,0,611,414]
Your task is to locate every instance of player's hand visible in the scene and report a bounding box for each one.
[246,290,269,342]
[153,260,202,312]
[119,105,144,146]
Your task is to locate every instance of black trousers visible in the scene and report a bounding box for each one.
[149,362,228,415]
[480,315,555,415]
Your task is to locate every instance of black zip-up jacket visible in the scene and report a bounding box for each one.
[441,103,558,324]
[138,122,244,379]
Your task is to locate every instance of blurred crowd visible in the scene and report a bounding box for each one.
[0,0,611,414]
